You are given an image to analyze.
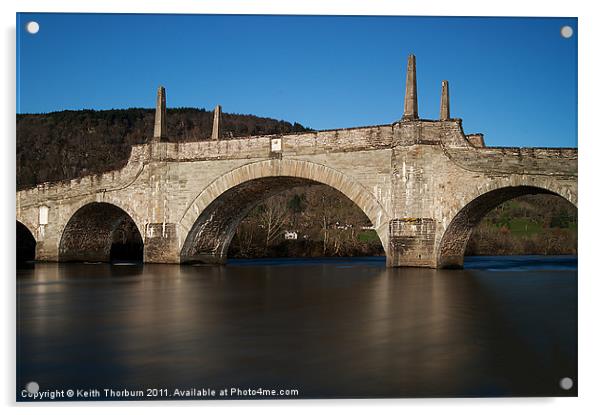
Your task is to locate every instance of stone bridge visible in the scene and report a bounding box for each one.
[16,55,577,268]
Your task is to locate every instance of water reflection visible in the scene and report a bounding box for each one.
[17,256,577,399]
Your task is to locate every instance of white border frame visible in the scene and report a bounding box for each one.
[3,1,600,413]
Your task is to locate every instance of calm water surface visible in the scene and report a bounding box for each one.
[17,256,577,399]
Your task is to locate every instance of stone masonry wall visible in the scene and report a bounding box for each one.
[16,119,578,267]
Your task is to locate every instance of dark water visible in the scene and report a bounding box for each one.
[16,256,577,400]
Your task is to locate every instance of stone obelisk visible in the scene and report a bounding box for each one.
[402,54,418,120]
[440,80,450,121]
[211,105,222,140]
[153,86,167,141]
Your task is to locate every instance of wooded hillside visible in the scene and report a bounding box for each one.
[16,108,310,189]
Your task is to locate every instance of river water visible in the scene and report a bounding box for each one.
[16,256,577,400]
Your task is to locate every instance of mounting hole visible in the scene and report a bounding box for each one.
[559,377,574,390]
[25,381,39,394]
[560,25,573,39]
[26,21,40,34]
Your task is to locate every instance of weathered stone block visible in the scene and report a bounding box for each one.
[144,223,180,263]
[388,218,437,267]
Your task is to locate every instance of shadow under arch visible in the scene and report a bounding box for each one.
[179,160,389,264]
[17,221,36,263]
[437,185,577,269]
[59,202,144,262]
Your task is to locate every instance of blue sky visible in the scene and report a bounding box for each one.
[16,14,577,147]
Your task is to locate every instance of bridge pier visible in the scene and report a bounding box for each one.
[34,240,60,262]
[387,218,438,268]
[143,223,180,263]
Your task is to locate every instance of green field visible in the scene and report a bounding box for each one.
[358,230,379,242]
[504,218,543,236]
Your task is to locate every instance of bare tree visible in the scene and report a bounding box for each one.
[256,195,290,251]
[229,184,386,258]
[231,221,257,257]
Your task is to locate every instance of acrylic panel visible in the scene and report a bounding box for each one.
[16,13,577,401]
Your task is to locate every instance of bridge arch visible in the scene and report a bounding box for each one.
[59,202,144,262]
[17,220,37,263]
[179,159,390,264]
[437,180,577,269]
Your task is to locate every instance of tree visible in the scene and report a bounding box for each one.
[256,195,290,251]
